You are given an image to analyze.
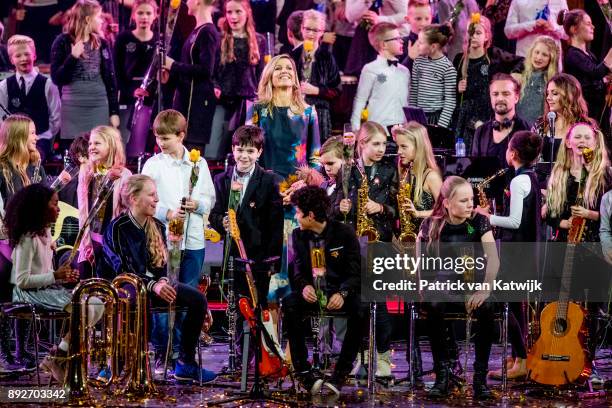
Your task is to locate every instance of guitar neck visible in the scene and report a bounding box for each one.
[557,243,576,319]
[235,237,259,306]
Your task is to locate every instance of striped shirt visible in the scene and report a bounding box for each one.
[409,55,457,128]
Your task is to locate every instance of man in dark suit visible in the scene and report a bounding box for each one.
[209,125,284,306]
[284,185,365,396]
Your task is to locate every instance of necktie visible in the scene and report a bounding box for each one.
[19,77,26,98]
[387,59,398,67]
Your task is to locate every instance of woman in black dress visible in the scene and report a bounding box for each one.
[163,0,220,149]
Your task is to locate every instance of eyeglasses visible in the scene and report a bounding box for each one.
[303,27,324,34]
[383,37,402,42]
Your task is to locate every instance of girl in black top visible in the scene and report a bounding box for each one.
[532,73,591,162]
[114,0,157,109]
[454,15,523,151]
[418,176,499,399]
[559,9,612,127]
[213,0,266,158]
[163,0,220,149]
[546,122,611,243]
[475,131,543,380]
[0,114,45,208]
[335,121,397,379]
[289,9,341,143]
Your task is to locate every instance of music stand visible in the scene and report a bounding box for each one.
[403,107,427,126]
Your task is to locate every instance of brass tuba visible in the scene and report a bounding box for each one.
[397,165,417,243]
[112,274,157,399]
[355,170,379,242]
[66,279,120,405]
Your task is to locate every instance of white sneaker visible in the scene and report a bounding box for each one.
[375,350,392,378]
[350,351,368,376]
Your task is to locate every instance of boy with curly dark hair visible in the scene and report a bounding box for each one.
[284,185,365,396]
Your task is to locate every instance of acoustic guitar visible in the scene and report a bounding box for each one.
[51,201,79,252]
[527,158,592,385]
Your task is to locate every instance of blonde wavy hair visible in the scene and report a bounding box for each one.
[256,54,307,116]
[0,114,38,195]
[64,0,103,49]
[547,123,610,217]
[392,122,440,207]
[520,36,559,100]
[121,174,167,268]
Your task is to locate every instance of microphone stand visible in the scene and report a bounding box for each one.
[156,0,167,113]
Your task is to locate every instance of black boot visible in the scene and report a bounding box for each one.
[0,316,20,372]
[473,370,493,400]
[428,361,451,398]
[15,320,35,370]
[411,342,423,378]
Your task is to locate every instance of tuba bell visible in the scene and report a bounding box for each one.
[65,279,120,405]
[112,273,157,399]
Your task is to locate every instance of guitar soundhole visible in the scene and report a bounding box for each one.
[553,318,568,335]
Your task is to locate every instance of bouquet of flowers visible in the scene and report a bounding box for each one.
[279,165,325,204]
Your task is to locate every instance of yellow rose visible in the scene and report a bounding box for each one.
[303,40,314,53]
[264,54,271,64]
[470,12,481,25]
[170,0,180,9]
[189,148,201,163]
[361,107,369,122]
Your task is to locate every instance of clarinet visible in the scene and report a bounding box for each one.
[226,256,238,372]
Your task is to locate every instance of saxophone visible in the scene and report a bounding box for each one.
[397,166,417,243]
[567,147,594,244]
[356,171,379,242]
[477,169,508,208]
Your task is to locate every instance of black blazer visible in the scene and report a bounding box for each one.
[209,164,284,273]
[290,220,361,297]
[50,33,119,116]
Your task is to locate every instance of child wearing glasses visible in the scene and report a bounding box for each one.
[351,22,410,133]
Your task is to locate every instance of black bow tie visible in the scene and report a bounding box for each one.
[387,59,398,67]
[236,170,249,178]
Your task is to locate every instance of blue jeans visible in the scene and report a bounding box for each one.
[151,248,206,356]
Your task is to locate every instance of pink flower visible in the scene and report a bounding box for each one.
[231,181,243,191]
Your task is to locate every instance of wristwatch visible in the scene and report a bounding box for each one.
[339,290,349,299]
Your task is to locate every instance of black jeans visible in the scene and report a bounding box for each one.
[423,301,496,373]
[122,281,206,364]
[282,292,365,375]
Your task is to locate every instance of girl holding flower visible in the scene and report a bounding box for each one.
[453,14,523,151]
[288,10,342,143]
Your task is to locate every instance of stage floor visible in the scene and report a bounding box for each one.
[1,339,611,407]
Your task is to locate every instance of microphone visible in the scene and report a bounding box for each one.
[547,111,556,139]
